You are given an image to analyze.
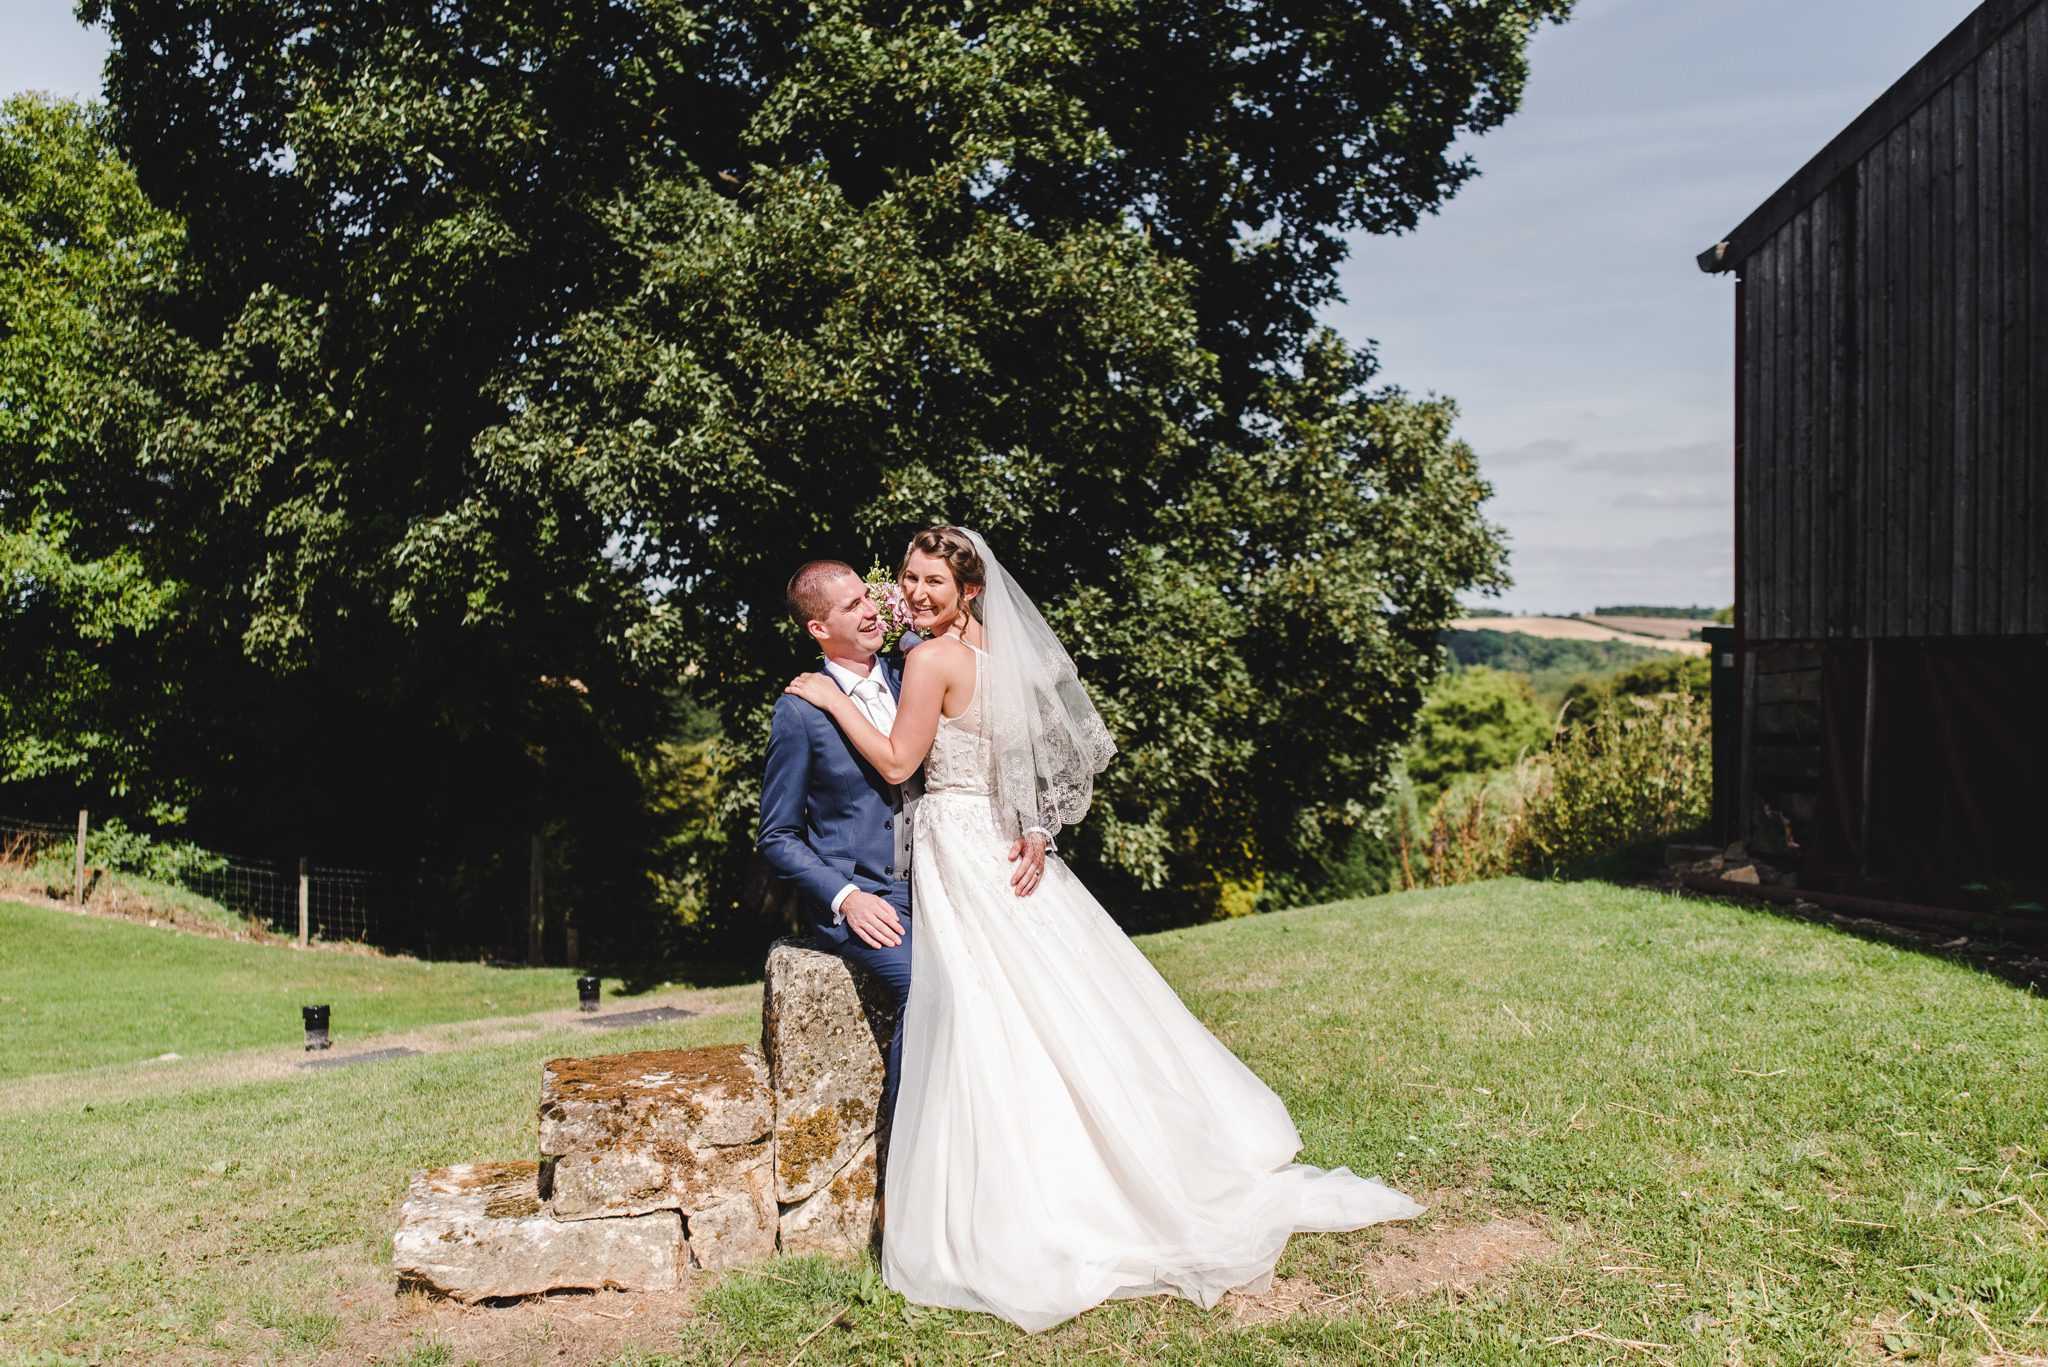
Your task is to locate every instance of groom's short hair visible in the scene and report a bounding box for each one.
[786,559,858,627]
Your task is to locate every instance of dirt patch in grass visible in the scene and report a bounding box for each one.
[318,1281,700,1366]
[1356,1214,1557,1298]
[1225,1211,1559,1326]
[330,1209,1560,1363]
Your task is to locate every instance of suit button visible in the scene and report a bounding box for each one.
[885,865,894,876]
[884,818,892,829]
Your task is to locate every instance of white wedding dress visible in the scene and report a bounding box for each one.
[880,643,1422,1331]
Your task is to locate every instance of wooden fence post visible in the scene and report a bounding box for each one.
[527,834,545,966]
[73,810,87,905]
[298,857,310,949]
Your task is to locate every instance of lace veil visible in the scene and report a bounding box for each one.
[957,528,1116,843]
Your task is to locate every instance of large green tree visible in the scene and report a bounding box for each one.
[0,95,188,808]
[64,0,1564,936]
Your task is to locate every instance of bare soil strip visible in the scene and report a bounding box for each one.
[315,1209,1560,1365]
[1226,1214,1558,1327]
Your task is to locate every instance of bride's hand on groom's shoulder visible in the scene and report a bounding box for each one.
[785,672,842,712]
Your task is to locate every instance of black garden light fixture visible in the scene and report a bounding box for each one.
[577,976,601,1013]
[302,1004,331,1051]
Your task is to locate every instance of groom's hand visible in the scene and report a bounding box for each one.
[841,891,905,949]
[1008,835,1048,897]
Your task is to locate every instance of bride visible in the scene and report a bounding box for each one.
[784,525,1421,1332]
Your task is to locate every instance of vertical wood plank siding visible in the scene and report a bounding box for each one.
[1737,7,2044,641]
[2032,4,2048,627]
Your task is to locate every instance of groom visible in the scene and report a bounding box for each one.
[757,559,921,1123]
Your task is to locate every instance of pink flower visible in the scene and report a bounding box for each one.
[865,566,912,649]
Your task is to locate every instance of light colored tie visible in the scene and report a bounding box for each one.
[853,677,896,735]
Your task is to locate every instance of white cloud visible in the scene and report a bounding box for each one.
[1512,530,1729,578]
[1329,0,1973,614]
[1480,436,1729,478]
[1483,437,1574,467]
[1496,530,1732,612]
[1613,486,1726,510]
[1566,441,1728,476]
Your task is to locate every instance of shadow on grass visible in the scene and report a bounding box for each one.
[607,957,759,995]
[1670,880,2048,995]
[1526,832,2048,996]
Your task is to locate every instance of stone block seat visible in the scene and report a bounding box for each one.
[761,938,898,1254]
[392,938,900,1301]
[540,1043,778,1267]
[392,1162,681,1302]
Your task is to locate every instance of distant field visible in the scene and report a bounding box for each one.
[1450,615,1709,657]
[1579,613,1714,642]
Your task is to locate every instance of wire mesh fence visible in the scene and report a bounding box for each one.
[0,811,539,959]
[0,813,79,873]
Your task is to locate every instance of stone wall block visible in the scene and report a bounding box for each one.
[687,1161,780,1269]
[776,1133,880,1258]
[540,1044,774,1224]
[762,940,894,1206]
[393,1162,681,1303]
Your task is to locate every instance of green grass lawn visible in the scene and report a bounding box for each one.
[0,899,719,1081]
[1,880,2043,1365]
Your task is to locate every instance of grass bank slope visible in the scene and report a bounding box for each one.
[1,880,2042,1365]
[0,898,720,1081]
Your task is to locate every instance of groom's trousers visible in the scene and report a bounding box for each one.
[829,878,912,1128]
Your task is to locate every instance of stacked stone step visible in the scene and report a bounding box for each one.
[393,941,896,1302]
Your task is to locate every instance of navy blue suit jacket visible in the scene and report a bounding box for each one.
[756,652,913,946]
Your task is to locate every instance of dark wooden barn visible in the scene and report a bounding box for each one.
[1697,0,2047,922]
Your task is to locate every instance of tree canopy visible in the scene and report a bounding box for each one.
[9,0,1570,941]
[0,95,188,807]
[1402,664,1551,803]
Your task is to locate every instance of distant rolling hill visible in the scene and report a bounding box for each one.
[1449,615,1710,657]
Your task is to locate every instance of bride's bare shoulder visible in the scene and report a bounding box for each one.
[903,635,972,676]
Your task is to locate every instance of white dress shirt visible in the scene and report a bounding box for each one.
[824,657,895,919]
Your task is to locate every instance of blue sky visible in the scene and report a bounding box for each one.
[4,0,1984,612]
[1334,0,1980,611]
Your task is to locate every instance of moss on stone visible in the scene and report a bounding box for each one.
[777,1105,844,1188]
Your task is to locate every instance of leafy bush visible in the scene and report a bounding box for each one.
[1442,629,1667,709]
[1403,665,1550,802]
[83,817,228,885]
[1516,693,1712,873]
[1556,653,1709,730]
[1591,605,1721,619]
[1400,764,1543,889]
[1389,692,1711,888]
[2,827,261,939]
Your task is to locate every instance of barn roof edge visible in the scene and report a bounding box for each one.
[1696,0,2040,274]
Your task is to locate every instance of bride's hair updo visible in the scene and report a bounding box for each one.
[902,525,986,618]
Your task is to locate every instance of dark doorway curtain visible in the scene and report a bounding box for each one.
[1806,638,2048,910]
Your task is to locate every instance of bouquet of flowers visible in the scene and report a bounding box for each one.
[866,565,913,653]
